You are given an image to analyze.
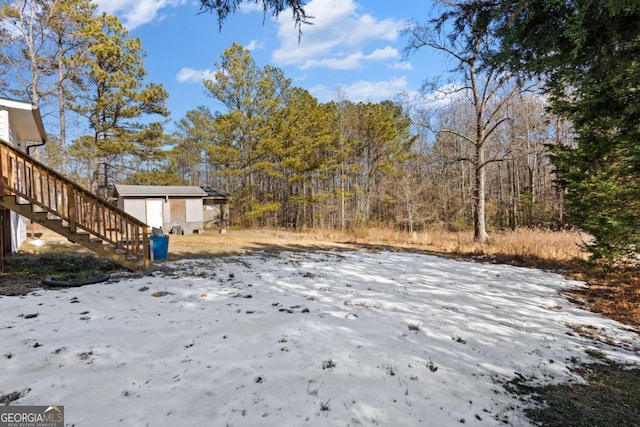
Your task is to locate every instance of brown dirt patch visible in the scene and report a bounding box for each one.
[561,268,640,328]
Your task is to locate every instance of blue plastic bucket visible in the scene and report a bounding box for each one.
[151,235,169,260]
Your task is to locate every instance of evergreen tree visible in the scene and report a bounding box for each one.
[70,13,168,194]
[172,106,217,186]
[43,0,98,174]
[493,0,640,263]
[204,43,292,224]
[264,87,337,228]
[341,101,414,225]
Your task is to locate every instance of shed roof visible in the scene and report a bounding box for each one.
[115,185,207,197]
[200,186,230,198]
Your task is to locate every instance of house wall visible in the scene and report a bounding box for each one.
[1,108,28,252]
[10,211,27,252]
[165,198,203,234]
[118,196,203,234]
[162,199,170,228]
[0,109,21,148]
[9,123,17,147]
[121,197,165,230]
[0,109,8,142]
[145,199,164,229]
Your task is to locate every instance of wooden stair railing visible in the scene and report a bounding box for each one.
[0,138,150,270]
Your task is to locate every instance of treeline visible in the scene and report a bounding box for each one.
[1,1,569,233]
[162,45,567,231]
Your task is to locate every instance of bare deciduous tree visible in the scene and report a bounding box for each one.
[404,2,525,242]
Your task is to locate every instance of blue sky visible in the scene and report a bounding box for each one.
[93,0,447,129]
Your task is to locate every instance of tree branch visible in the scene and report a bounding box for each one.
[436,128,475,146]
[199,0,313,38]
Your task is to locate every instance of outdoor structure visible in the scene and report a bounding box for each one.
[201,186,230,229]
[0,97,150,270]
[114,185,207,234]
[0,98,47,256]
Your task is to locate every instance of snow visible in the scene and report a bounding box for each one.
[2,250,639,426]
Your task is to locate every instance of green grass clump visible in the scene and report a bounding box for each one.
[5,253,120,277]
[522,362,640,426]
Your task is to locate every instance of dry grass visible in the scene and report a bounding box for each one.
[25,225,588,266]
[563,267,640,327]
[299,227,587,265]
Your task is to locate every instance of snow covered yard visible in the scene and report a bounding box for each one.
[2,250,639,426]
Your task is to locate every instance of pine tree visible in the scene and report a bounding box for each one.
[70,13,168,194]
[172,106,217,186]
[204,43,292,224]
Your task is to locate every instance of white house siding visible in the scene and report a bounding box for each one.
[0,109,8,142]
[1,109,27,252]
[9,122,17,146]
[0,109,19,147]
[10,211,27,252]
[0,99,47,254]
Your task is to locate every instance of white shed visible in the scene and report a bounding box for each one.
[113,185,207,234]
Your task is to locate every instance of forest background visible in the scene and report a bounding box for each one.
[1,0,636,265]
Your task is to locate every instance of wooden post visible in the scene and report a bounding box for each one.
[0,145,6,272]
[0,209,4,273]
[68,184,76,233]
[142,225,150,269]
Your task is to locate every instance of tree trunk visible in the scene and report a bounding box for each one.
[474,143,488,243]
[57,39,67,174]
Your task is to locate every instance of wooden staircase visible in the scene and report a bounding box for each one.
[0,138,150,270]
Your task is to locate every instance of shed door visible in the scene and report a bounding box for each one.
[146,199,164,229]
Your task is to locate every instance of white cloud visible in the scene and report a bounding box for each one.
[238,2,264,13]
[389,61,413,70]
[176,67,217,83]
[272,0,402,70]
[310,76,409,103]
[404,82,470,111]
[94,0,187,30]
[367,46,399,61]
[298,46,399,70]
[301,53,364,70]
[245,39,265,51]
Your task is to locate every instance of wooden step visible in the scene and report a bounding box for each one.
[72,233,93,244]
[29,211,49,223]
